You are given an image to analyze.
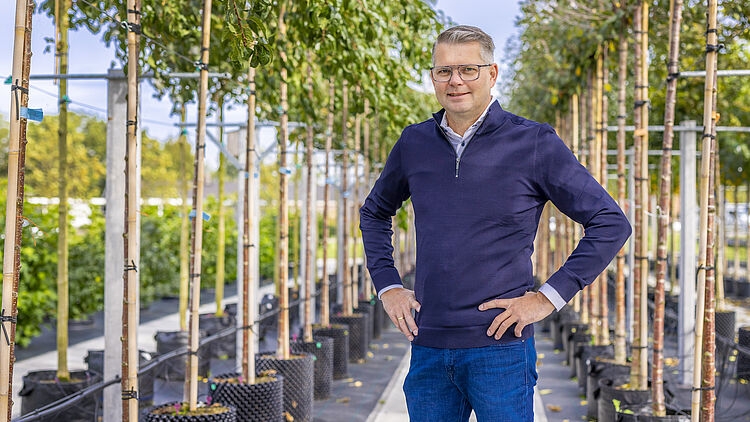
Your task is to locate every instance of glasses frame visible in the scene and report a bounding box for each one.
[429,64,493,82]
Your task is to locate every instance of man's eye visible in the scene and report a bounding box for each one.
[460,66,478,74]
[435,68,451,76]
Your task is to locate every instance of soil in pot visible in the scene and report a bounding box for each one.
[19,369,102,421]
[586,360,631,420]
[209,372,283,422]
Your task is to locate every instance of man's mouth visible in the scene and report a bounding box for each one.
[447,92,468,97]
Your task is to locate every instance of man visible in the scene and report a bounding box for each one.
[359,25,631,421]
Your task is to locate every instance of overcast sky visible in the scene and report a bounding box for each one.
[0,1,522,143]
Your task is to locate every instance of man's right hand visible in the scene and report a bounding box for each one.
[381,287,421,341]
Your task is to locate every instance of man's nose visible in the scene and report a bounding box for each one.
[448,69,463,84]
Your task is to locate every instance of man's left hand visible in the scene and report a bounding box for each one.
[478,291,556,339]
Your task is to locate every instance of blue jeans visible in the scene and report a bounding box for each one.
[403,338,538,422]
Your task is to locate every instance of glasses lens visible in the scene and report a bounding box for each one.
[432,66,452,82]
[458,65,480,80]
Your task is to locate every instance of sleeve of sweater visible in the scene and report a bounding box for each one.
[535,125,632,304]
[359,138,411,294]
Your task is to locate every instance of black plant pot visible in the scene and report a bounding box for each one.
[291,336,334,400]
[209,373,283,422]
[737,326,750,380]
[144,401,237,422]
[615,403,691,421]
[598,376,650,422]
[85,349,156,408]
[566,330,591,378]
[200,312,237,360]
[256,353,315,422]
[575,344,614,393]
[19,369,102,421]
[356,300,376,343]
[313,324,350,380]
[586,360,631,420]
[330,314,369,363]
[154,330,211,381]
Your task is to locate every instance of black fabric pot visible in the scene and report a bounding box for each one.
[567,331,591,378]
[313,324,350,380]
[737,326,750,380]
[550,309,578,350]
[144,401,237,422]
[330,314,369,363]
[575,344,614,392]
[85,349,156,408]
[291,336,334,400]
[209,373,283,422]
[154,330,211,381]
[615,403,691,421]
[19,369,103,421]
[256,353,315,422]
[356,300,376,343]
[586,361,631,420]
[200,312,237,360]
[598,376,650,422]
[368,298,384,339]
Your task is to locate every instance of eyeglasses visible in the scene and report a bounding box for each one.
[429,64,493,82]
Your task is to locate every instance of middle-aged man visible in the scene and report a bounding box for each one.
[359,25,631,421]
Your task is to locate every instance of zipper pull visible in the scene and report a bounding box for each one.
[455,157,460,178]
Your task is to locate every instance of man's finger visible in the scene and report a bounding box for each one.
[478,298,508,311]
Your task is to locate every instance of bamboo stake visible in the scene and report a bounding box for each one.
[341,81,352,315]
[653,1,683,414]
[216,97,226,316]
[55,0,71,382]
[320,80,334,327]
[599,46,611,346]
[591,52,604,345]
[186,0,212,409]
[362,98,373,300]
[691,0,718,419]
[179,105,190,332]
[351,86,362,310]
[630,0,647,390]
[242,67,258,383]
[1,1,32,419]
[637,1,651,391]
[276,0,291,360]
[122,0,141,419]
[701,77,718,422]
[303,53,315,343]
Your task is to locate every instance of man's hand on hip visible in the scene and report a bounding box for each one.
[478,291,556,339]
[381,287,421,341]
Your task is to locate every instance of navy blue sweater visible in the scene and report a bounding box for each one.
[359,103,631,348]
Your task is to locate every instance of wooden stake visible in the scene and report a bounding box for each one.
[242,67,258,383]
[691,0,718,419]
[1,1,32,420]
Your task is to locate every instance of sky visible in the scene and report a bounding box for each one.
[0,1,522,144]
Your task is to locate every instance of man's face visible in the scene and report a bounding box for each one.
[431,41,498,122]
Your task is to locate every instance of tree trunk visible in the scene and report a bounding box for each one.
[179,105,190,331]
[341,81,352,315]
[55,0,71,382]
[216,97,226,316]
[320,80,335,327]
[303,53,315,343]
[691,1,718,419]
[276,0,291,359]
[123,0,142,419]
[652,0,683,415]
[186,0,212,408]
[242,67,258,383]
[1,2,33,419]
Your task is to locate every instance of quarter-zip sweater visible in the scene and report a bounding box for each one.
[359,102,631,349]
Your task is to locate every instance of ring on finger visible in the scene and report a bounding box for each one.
[397,316,404,320]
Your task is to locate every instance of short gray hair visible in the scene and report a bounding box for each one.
[432,25,495,65]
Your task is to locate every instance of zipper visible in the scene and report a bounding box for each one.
[436,123,462,178]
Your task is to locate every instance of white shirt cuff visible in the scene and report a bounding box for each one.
[538,283,566,311]
[377,284,403,300]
